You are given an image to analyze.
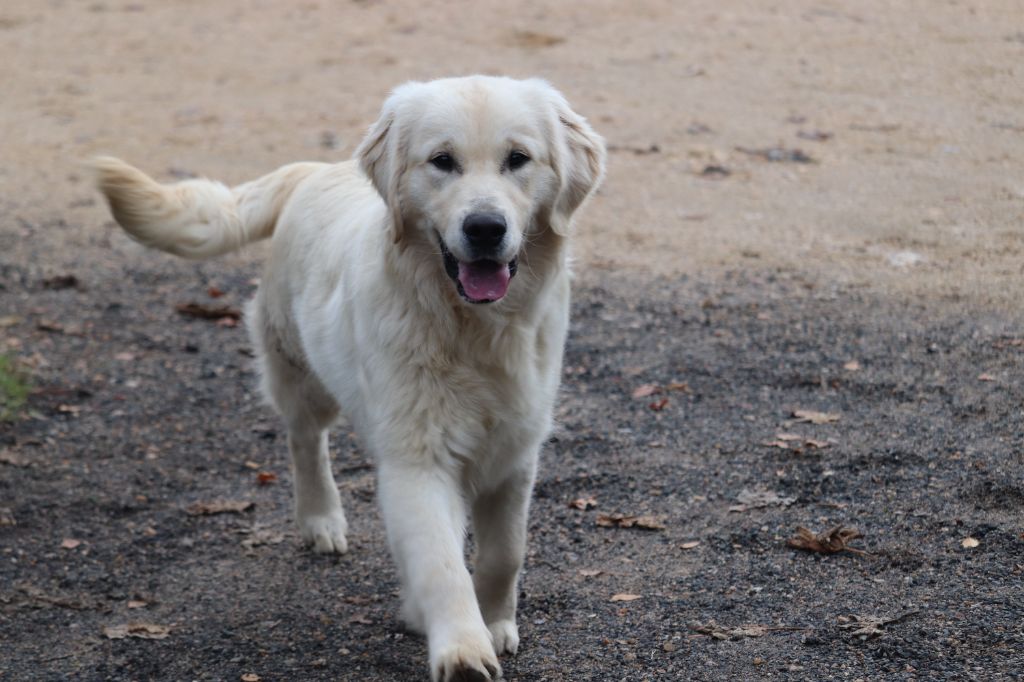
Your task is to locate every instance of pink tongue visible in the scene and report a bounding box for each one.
[457,260,511,301]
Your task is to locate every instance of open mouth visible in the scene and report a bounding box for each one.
[440,240,518,304]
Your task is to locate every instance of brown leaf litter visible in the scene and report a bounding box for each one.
[787,525,866,556]
[838,612,918,639]
[185,500,254,516]
[792,409,840,424]
[174,302,241,322]
[102,623,171,640]
[691,622,805,640]
[596,513,666,530]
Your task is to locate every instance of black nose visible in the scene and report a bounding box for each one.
[462,212,507,253]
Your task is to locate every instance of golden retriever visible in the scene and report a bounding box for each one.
[92,75,605,681]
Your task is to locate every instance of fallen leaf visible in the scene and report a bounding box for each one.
[241,675,261,682]
[792,409,840,424]
[114,351,135,362]
[0,449,30,467]
[596,513,666,530]
[680,540,700,549]
[843,360,861,371]
[56,404,82,415]
[787,525,866,556]
[977,373,996,382]
[0,316,21,327]
[239,526,286,550]
[256,471,277,485]
[729,489,796,512]
[610,593,642,602]
[102,622,171,640]
[175,302,242,322]
[578,569,603,577]
[569,495,598,510]
[42,274,81,290]
[631,383,658,399]
[649,397,669,411]
[839,612,917,639]
[186,500,254,516]
[127,600,148,609]
[36,320,64,333]
[691,622,803,640]
[207,286,225,298]
[60,538,82,549]
[0,508,14,526]
[961,537,980,548]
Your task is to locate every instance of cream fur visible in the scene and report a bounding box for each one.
[92,75,605,682]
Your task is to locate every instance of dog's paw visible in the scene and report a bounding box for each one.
[487,619,519,656]
[297,510,348,554]
[432,631,501,682]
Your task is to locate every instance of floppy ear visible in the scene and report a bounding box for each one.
[548,92,607,236]
[355,91,409,243]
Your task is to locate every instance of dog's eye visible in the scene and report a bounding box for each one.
[507,150,530,171]
[429,153,456,173]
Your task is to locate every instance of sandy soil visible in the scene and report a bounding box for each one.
[1,0,1022,305]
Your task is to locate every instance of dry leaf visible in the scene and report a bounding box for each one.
[256,471,277,485]
[632,383,658,399]
[0,449,30,467]
[175,302,242,321]
[690,622,802,640]
[578,569,603,577]
[596,513,666,530]
[792,409,840,424]
[977,373,995,382]
[241,675,261,682]
[239,527,286,550]
[186,500,253,516]
[961,537,980,548]
[610,593,641,602]
[839,612,917,639]
[103,622,171,640]
[680,541,700,549]
[648,398,669,411]
[728,489,796,512]
[127,600,148,609]
[843,360,861,371]
[569,495,598,510]
[207,286,225,298]
[57,404,82,415]
[60,538,82,549]
[786,525,866,555]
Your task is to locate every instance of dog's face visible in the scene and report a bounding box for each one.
[357,76,605,305]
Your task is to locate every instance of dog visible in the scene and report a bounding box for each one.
[92,75,606,681]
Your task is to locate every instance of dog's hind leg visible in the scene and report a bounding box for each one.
[258,326,347,554]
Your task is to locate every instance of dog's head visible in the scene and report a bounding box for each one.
[356,76,606,305]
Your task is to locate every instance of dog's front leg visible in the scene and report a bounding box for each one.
[377,461,500,682]
[471,468,534,657]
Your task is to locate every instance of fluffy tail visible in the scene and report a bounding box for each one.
[90,157,325,259]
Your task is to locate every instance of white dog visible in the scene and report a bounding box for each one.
[92,75,605,681]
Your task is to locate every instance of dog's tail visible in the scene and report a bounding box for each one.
[90,157,325,259]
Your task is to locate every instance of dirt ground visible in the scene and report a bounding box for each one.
[1,1,1023,680]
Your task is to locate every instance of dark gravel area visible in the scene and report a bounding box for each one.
[1,258,1023,681]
